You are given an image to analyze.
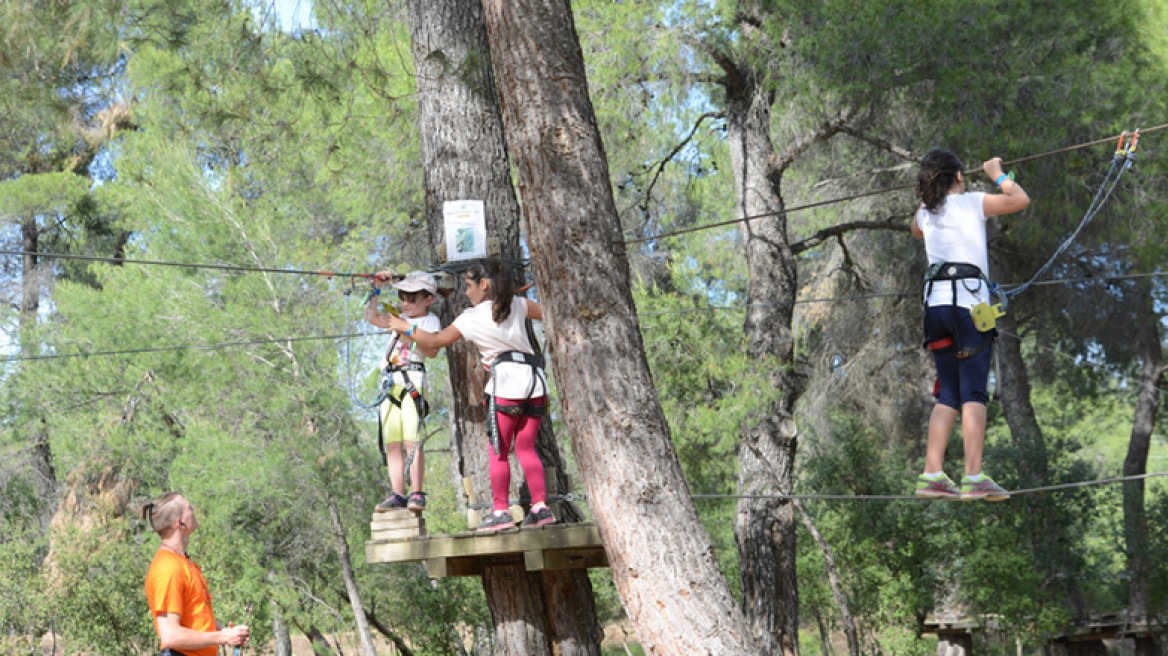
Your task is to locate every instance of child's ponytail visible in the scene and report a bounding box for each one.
[917,148,964,212]
[466,258,516,324]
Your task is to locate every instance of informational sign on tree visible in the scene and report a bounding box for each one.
[443,200,487,261]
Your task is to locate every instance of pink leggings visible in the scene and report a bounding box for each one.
[491,396,547,512]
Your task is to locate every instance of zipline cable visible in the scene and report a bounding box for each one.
[636,271,1168,316]
[5,270,1165,364]
[0,331,387,363]
[691,471,1168,501]
[465,471,1168,507]
[0,250,529,282]
[624,123,1168,245]
[0,250,381,280]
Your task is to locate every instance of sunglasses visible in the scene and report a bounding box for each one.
[398,291,428,303]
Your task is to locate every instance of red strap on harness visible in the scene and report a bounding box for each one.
[927,337,954,351]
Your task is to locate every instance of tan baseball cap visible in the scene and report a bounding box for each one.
[393,270,437,295]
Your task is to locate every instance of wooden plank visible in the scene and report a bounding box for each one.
[366,523,602,564]
[527,547,607,572]
[371,525,427,541]
[371,516,425,532]
[524,550,545,571]
[371,508,413,521]
[427,557,483,578]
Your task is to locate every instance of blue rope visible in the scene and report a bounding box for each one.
[344,287,392,410]
[1005,147,1136,299]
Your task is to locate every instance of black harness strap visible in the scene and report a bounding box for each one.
[922,262,997,360]
[376,361,429,469]
[485,350,547,455]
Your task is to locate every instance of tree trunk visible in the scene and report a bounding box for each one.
[326,496,378,656]
[795,500,859,656]
[303,624,337,655]
[482,558,552,656]
[993,293,1086,615]
[406,3,600,655]
[270,595,294,656]
[21,215,58,529]
[1123,281,1162,633]
[480,2,758,654]
[937,634,972,656]
[723,56,799,656]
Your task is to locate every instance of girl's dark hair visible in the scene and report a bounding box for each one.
[466,258,515,324]
[917,148,964,212]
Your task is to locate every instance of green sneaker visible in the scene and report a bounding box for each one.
[961,474,1010,501]
[914,473,962,500]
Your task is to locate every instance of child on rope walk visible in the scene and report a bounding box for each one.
[385,258,554,532]
[367,270,441,514]
[911,149,1030,501]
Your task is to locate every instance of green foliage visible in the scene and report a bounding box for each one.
[2,0,1167,652]
[49,523,159,655]
[0,523,48,654]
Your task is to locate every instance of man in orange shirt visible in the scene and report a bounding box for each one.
[141,492,249,656]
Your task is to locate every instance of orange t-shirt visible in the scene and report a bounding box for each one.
[143,549,218,656]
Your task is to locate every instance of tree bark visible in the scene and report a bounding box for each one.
[482,558,552,656]
[480,2,758,654]
[406,3,600,655]
[721,52,800,656]
[270,595,294,656]
[1123,281,1162,649]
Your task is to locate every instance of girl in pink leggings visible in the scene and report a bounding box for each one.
[386,258,553,531]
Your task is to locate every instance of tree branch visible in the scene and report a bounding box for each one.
[771,111,854,175]
[795,499,860,656]
[839,127,921,162]
[791,216,911,255]
[361,607,416,656]
[631,110,725,221]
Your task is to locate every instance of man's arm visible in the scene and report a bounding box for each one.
[155,613,249,650]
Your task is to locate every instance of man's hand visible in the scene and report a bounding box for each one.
[221,623,250,647]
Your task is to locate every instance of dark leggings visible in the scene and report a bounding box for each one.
[490,396,547,512]
[926,305,992,408]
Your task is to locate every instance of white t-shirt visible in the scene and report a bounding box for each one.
[453,297,548,400]
[386,313,441,388]
[917,192,989,308]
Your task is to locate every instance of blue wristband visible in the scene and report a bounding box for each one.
[371,286,380,296]
[406,326,416,337]
[995,173,1009,186]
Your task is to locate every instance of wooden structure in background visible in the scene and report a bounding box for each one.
[923,614,1167,655]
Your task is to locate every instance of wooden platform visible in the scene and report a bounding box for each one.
[365,522,607,578]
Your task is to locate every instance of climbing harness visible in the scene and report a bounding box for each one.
[485,349,548,455]
[922,262,998,360]
[379,352,432,484]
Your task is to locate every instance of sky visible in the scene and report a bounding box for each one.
[262,0,316,32]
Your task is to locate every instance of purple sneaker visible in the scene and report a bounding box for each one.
[375,494,408,512]
[961,475,1010,501]
[914,473,961,500]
